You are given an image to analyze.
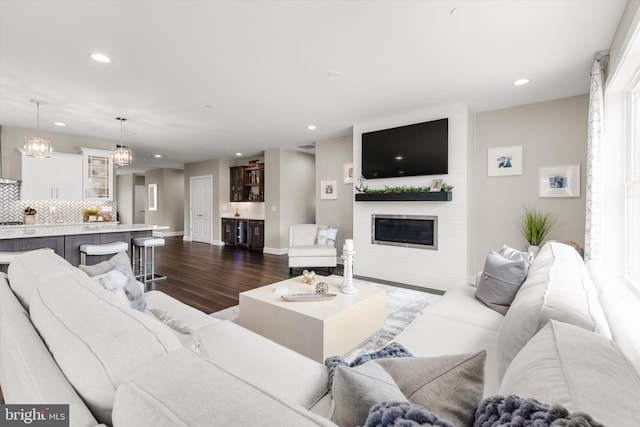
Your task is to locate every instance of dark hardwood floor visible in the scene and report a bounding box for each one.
[147,236,338,314]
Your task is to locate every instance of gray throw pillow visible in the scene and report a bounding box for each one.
[475,250,529,314]
[331,351,485,427]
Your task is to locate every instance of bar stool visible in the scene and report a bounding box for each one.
[79,241,128,265]
[132,237,166,283]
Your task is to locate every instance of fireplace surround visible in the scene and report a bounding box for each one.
[371,214,438,250]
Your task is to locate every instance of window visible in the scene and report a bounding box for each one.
[627,86,640,285]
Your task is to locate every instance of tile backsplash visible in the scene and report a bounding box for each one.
[0,182,117,224]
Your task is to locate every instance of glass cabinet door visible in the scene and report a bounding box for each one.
[81,148,113,200]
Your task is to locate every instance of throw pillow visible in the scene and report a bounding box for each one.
[92,269,147,311]
[365,401,454,427]
[499,245,533,265]
[331,351,485,427]
[148,308,208,357]
[331,363,408,427]
[316,227,338,246]
[474,395,604,427]
[475,250,528,314]
[79,251,134,278]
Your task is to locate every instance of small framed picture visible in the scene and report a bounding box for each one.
[487,145,523,176]
[320,180,337,199]
[343,163,354,184]
[538,164,580,197]
[429,179,443,192]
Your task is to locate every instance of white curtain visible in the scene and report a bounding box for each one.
[584,58,605,263]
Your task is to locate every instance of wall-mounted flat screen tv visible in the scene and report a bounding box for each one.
[361,118,448,179]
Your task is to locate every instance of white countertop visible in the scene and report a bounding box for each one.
[0,223,169,240]
[221,215,265,220]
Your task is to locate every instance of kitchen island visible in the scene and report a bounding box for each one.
[0,223,168,266]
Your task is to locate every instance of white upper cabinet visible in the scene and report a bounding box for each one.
[21,152,83,201]
[81,148,113,200]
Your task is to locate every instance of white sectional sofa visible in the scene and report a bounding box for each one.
[0,242,639,426]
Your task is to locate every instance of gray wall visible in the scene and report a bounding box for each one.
[145,168,185,234]
[474,94,588,271]
[315,136,353,255]
[263,148,315,253]
[183,158,225,242]
[116,173,135,224]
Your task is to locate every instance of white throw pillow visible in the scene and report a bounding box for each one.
[92,269,147,311]
[316,228,338,245]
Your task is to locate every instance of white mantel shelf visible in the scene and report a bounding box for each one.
[0,223,168,240]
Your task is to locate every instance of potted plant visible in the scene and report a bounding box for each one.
[24,207,37,224]
[519,207,556,257]
[84,208,100,222]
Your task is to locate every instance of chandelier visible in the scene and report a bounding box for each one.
[23,100,53,158]
[113,117,132,167]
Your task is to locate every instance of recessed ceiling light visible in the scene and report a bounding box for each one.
[450,7,465,16]
[328,71,341,78]
[90,53,111,63]
[154,154,162,158]
[308,125,317,130]
[395,156,403,160]
[512,78,530,86]
[205,104,214,109]
[235,152,242,156]
[53,122,66,127]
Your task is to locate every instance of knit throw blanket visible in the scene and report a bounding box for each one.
[473,395,604,427]
[324,342,413,387]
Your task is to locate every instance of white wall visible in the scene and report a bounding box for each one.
[474,95,588,272]
[145,168,185,234]
[353,104,473,292]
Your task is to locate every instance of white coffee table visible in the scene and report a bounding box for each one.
[238,276,386,362]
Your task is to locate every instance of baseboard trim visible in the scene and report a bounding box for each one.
[263,247,287,255]
[183,235,192,241]
[353,275,445,296]
[211,240,224,246]
[154,231,184,237]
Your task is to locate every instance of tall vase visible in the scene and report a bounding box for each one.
[528,245,540,258]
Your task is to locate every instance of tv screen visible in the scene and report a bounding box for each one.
[361,118,448,179]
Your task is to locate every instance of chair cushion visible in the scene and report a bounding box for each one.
[29,272,182,424]
[499,320,640,427]
[288,245,337,257]
[290,224,324,246]
[496,241,611,379]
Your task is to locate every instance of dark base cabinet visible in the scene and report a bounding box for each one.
[0,230,152,266]
[0,236,65,258]
[248,220,264,250]
[222,219,264,251]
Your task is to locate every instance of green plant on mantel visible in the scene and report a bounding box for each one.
[519,207,556,246]
[364,183,454,194]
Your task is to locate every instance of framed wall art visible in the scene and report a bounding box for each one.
[343,163,354,184]
[538,164,580,197]
[487,145,523,176]
[321,180,337,199]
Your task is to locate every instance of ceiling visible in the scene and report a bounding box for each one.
[0,0,627,174]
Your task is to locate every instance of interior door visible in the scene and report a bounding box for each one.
[134,185,146,223]
[190,175,212,243]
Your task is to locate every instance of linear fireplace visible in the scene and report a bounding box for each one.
[371,214,438,250]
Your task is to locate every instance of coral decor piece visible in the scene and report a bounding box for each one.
[302,269,316,285]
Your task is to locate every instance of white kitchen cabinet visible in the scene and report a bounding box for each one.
[21,152,83,201]
[81,148,113,200]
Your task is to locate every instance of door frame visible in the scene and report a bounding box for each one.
[189,175,213,244]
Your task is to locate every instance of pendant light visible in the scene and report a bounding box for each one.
[113,117,132,167]
[23,99,53,158]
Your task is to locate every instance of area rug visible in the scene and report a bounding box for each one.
[209,276,441,363]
